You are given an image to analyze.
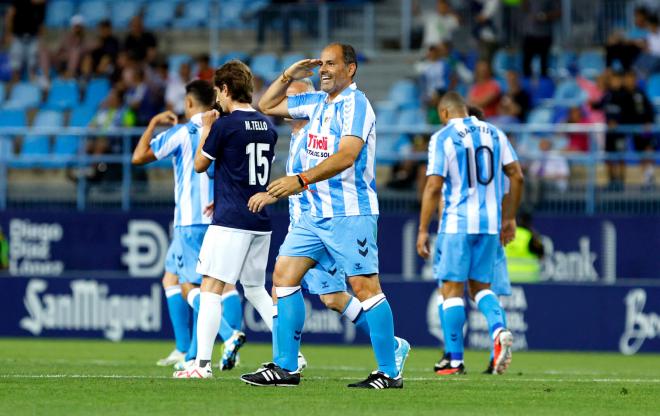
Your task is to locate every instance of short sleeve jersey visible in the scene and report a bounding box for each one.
[202,108,277,232]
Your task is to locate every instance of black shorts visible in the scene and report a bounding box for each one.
[605,134,627,153]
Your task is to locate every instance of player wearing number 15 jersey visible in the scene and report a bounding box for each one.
[174,60,277,378]
[416,92,524,376]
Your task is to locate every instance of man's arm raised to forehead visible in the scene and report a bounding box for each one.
[259,59,322,118]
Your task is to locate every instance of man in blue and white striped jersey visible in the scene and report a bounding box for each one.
[241,43,403,389]
[417,91,524,376]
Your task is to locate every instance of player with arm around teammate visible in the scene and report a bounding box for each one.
[252,78,411,377]
[173,60,278,379]
[132,80,243,369]
[241,43,403,389]
[417,92,524,375]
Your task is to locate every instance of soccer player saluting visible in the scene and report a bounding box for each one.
[131,80,243,368]
[252,78,410,376]
[173,60,277,378]
[241,43,402,389]
[417,92,523,375]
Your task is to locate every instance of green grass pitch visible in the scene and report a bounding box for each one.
[1,338,658,416]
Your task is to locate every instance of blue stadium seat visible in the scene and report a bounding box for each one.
[44,79,80,111]
[221,51,249,65]
[111,1,142,28]
[388,79,419,110]
[2,82,41,110]
[251,53,279,81]
[218,0,247,29]
[52,106,97,164]
[16,110,63,167]
[526,107,553,124]
[144,1,177,29]
[0,83,5,106]
[280,53,305,72]
[78,1,110,27]
[550,79,588,107]
[168,54,192,75]
[645,73,660,104]
[0,109,27,127]
[83,78,111,109]
[45,0,75,28]
[375,105,398,164]
[529,77,555,107]
[172,0,209,29]
[578,51,605,79]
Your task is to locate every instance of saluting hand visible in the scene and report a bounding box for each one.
[285,59,323,80]
[267,175,304,199]
[202,110,220,128]
[247,192,278,213]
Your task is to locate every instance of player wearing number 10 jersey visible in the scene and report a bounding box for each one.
[174,60,277,378]
[417,92,524,376]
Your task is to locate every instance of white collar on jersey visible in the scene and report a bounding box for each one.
[190,113,204,127]
[232,106,257,112]
[325,82,358,103]
[447,115,478,125]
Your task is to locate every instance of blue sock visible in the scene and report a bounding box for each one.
[165,285,191,353]
[272,305,279,363]
[363,295,397,378]
[218,317,235,341]
[341,296,370,337]
[443,297,466,364]
[185,290,200,362]
[476,290,505,341]
[436,293,445,348]
[274,288,305,372]
[222,291,243,330]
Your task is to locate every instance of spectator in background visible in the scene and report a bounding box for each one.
[123,16,157,66]
[504,70,531,122]
[123,66,150,125]
[421,0,460,49]
[416,43,455,123]
[521,0,561,77]
[636,12,660,78]
[470,0,499,60]
[196,54,214,82]
[467,60,501,118]
[4,0,47,84]
[53,15,90,78]
[252,74,268,112]
[622,71,656,185]
[166,61,193,116]
[564,106,591,152]
[91,19,120,72]
[527,138,570,206]
[84,88,136,183]
[595,71,628,189]
[606,6,648,71]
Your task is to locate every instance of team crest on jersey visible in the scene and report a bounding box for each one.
[306,132,335,159]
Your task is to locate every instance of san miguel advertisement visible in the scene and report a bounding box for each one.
[0,210,659,281]
[1,277,658,354]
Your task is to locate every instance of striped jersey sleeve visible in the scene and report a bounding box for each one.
[150,125,186,160]
[288,92,323,120]
[340,93,372,141]
[426,130,449,177]
[499,129,518,165]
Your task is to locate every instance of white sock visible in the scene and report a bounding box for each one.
[243,285,273,331]
[342,296,362,321]
[196,292,222,364]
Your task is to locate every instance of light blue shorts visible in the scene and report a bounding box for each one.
[167,225,208,285]
[434,235,511,295]
[279,213,379,277]
[435,233,499,283]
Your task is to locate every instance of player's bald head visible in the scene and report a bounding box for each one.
[438,91,468,123]
[287,78,315,96]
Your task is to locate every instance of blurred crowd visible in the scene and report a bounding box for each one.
[393,0,660,201]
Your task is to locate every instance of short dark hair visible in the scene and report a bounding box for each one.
[467,105,485,120]
[327,43,358,75]
[214,60,253,104]
[186,79,215,108]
